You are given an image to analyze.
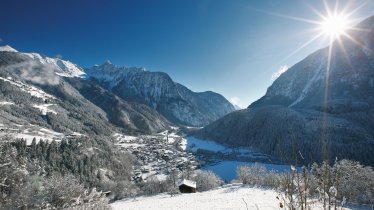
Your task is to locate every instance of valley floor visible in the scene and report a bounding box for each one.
[111,184,359,210]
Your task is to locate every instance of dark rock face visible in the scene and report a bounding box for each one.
[86,63,235,127]
[196,16,374,166]
[68,78,170,133]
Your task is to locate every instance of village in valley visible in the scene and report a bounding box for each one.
[113,128,199,183]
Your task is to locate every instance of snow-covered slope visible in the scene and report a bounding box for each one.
[0,49,169,134]
[0,45,18,52]
[111,184,355,210]
[0,45,85,78]
[0,76,56,101]
[86,62,235,126]
[23,52,85,78]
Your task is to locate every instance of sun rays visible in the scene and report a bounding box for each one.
[265,0,369,101]
[263,0,371,154]
[265,0,369,66]
[318,14,349,38]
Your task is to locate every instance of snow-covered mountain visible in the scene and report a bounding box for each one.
[22,53,85,78]
[0,49,170,137]
[0,45,18,52]
[196,15,374,166]
[0,45,234,135]
[0,46,85,78]
[86,62,235,126]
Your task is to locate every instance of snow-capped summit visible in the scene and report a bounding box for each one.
[22,52,85,78]
[85,61,146,88]
[103,59,112,65]
[0,45,85,78]
[86,62,235,127]
[0,45,18,52]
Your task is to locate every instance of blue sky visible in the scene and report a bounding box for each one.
[1,0,374,107]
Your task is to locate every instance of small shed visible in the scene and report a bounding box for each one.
[178,179,196,193]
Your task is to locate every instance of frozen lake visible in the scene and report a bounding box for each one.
[203,161,292,181]
[186,136,292,181]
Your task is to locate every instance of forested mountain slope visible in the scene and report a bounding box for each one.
[196,15,374,166]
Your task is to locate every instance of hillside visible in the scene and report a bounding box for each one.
[195,15,374,166]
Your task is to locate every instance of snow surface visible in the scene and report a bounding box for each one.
[1,45,84,77]
[179,179,196,188]
[86,62,144,88]
[0,76,56,101]
[32,104,57,115]
[23,52,85,78]
[0,101,14,106]
[186,136,228,152]
[186,136,258,156]
[14,126,64,145]
[289,59,326,107]
[0,45,18,52]
[111,184,354,210]
[0,122,73,145]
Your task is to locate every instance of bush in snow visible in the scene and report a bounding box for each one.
[236,164,281,187]
[2,174,111,209]
[139,176,172,195]
[193,170,223,192]
[311,159,374,206]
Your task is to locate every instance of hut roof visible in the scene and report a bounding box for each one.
[178,179,196,188]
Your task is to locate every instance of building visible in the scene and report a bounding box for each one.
[178,179,196,193]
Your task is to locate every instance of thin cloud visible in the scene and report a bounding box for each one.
[271,65,288,81]
[4,61,60,85]
[230,97,244,109]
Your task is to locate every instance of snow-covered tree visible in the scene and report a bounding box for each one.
[193,170,223,192]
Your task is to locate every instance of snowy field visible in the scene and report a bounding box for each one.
[111,184,357,210]
[186,136,228,152]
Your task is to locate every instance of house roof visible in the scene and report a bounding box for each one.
[178,179,196,188]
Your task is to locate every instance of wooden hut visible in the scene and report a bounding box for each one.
[178,179,196,193]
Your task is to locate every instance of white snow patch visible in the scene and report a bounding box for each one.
[179,179,196,188]
[22,53,85,78]
[155,174,168,181]
[0,123,65,145]
[169,126,179,130]
[230,96,245,109]
[289,59,325,107]
[113,133,137,142]
[271,65,288,81]
[0,101,14,106]
[0,76,56,101]
[32,104,57,115]
[186,136,227,152]
[0,45,18,52]
[179,138,187,150]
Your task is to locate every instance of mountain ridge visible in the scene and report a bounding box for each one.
[86,61,235,127]
[0,46,235,135]
[195,15,374,166]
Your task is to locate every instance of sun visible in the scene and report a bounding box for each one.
[319,14,349,38]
